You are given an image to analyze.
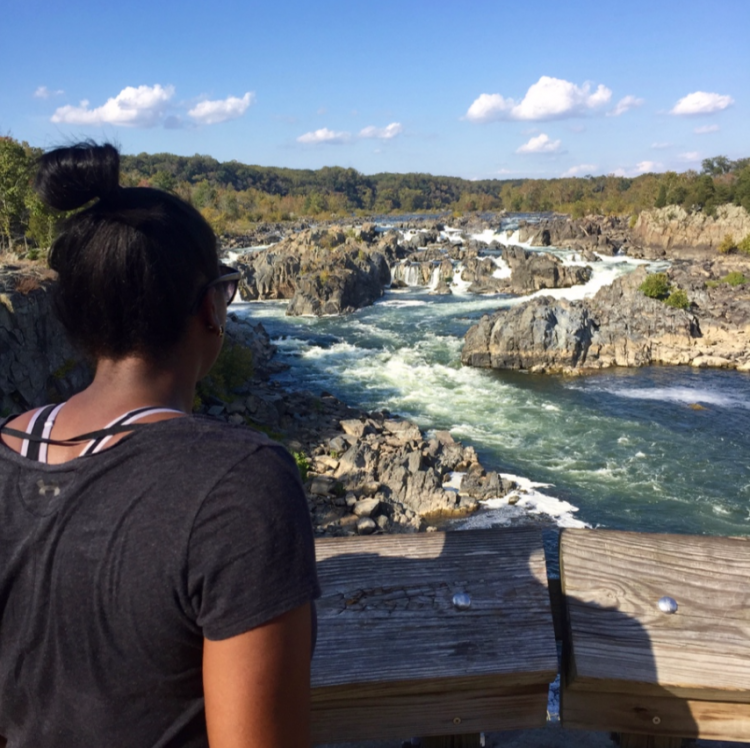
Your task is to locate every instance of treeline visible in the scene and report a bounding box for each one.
[1,135,749,250]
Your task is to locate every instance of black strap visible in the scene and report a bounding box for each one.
[82,406,163,454]
[26,404,57,461]
[0,421,158,446]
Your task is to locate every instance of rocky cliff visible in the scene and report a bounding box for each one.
[462,259,750,374]
[0,266,90,414]
[236,226,394,316]
[632,204,750,254]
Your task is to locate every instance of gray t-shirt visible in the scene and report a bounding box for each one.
[0,415,320,748]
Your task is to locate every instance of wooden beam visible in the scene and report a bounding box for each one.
[564,688,750,742]
[312,528,557,744]
[561,529,750,740]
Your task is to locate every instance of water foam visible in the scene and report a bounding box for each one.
[453,473,588,530]
[582,384,750,410]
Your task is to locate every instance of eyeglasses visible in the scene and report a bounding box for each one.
[192,264,240,312]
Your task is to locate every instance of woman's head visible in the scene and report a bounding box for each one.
[36,142,219,360]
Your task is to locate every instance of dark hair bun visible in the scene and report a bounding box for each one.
[35,142,120,211]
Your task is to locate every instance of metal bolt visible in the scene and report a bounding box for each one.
[652,716,661,725]
[657,596,678,614]
[453,717,462,725]
[452,593,471,610]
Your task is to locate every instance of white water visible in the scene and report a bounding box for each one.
[233,219,750,537]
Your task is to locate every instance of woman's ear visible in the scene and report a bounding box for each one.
[198,286,223,334]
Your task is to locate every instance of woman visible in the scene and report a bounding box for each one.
[0,143,319,748]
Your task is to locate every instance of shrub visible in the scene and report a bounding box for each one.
[717,234,737,254]
[639,272,671,300]
[738,234,750,256]
[665,289,690,309]
[628,214,638,229]
[723,271,748,286]
[293,452,310,482]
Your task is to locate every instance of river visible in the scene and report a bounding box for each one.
[231,219,750,538]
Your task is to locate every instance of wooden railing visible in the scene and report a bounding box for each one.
[312,527,750,747]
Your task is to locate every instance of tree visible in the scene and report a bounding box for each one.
[0,137,32,250]
[655,184,667,208]
[701,156,732,176]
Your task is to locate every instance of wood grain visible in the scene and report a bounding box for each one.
[561,529,750,739]
[563,688,750,742]
[312,683,548,743]
[313,528,557,689]
[561,529,750,697]
[311,528,557,743]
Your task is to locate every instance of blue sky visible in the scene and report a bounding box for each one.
[3,0,748,180]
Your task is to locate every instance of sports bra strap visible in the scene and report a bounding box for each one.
[80,407,183,456]
[24,404,57,462]
[1,407,186,452]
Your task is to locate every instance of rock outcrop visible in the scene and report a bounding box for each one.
[462,261,750,373]
[0,266,91,413]
[236,227,394,316]
[518,215,637,256]
[633,205,750,254]
[460,246,592,295]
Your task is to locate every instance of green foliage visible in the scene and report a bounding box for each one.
[654,184,667,208]
[664,289,690,309]
[628,214,638,228]
[0,137,33,250]
[639,272,671,300]
[197,342,254,402]
[293,451,310,482]
[722,271,748,286]
[717,234,737,254]
[3,136,750,244]
[738,234,750,255]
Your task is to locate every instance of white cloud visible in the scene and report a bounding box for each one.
[359,122,403,139]
[297,127,351,144]
[188,92,255,125]
[615,161,664,177]
[51,84,174,127]
[679,151,701,162]
[634,161,663,174]
[670,91,734,116]
[651,142,673,150]
[695,124,720,134]
[465,93,514,122]
[608,95,645,117]
[562,163,597,177]
[516,133,562,154]
[465,76,612,123]
[34,85,63,99]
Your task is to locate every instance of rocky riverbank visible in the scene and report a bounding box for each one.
[461,256,750,374]
[633,204,750,255]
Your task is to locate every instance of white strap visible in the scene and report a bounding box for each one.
[90,408,184,454]
[20,407,46,458]
[38,402,65,464]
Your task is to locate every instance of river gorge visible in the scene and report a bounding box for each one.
[232,216,750,538]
